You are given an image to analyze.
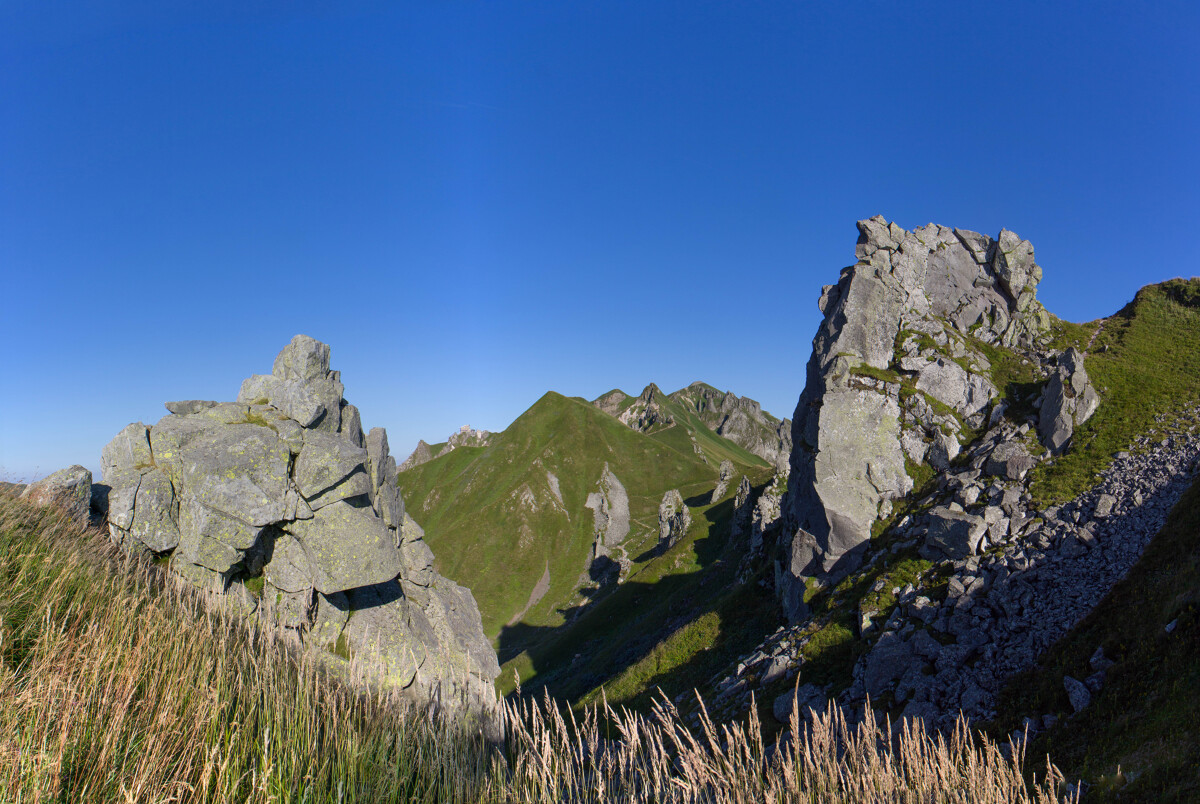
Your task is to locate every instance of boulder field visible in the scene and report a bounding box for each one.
[97,335,499,714]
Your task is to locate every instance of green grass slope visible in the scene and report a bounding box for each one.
[397,391,769,651]
[1031,278,1200,504]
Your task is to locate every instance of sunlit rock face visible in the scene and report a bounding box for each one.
[100,335,500,715]
[780,218,1052,621]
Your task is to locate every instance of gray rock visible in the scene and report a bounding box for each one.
[181,425,290,526]
[658,489,691,550]
[862,632,914,698]
[287,499,405,594]
[985,440,1036,481]
[20,465,92,523]
[711,459,735,503]
[1094,493,1117,518]
[926,507,988,560]
[164,400,219,415]
[128,468,180,552]
[1039,348,1101,454]
[101,423,153,477]
[912,358,996,419]
[1064,675,1091,712]
[294,430,371,509]
[585,464,630,549]
[272,334,330,381]
[99,335,501,717]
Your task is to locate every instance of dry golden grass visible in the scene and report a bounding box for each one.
[0,492,1076,803]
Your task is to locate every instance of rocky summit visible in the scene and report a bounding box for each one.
[98,335,500,714]
[780,217,1058,617]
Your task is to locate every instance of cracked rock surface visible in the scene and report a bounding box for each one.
[98,335,499,715]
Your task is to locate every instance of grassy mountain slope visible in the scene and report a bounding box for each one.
[1030,278,1200,504]
[398,391,770,649]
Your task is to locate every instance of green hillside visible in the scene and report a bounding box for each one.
[397,390,771,661]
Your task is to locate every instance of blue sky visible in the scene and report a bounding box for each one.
[2,1,1197,481]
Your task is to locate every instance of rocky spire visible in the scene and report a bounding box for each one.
[99,335,500,714]
[780,218,1053,620]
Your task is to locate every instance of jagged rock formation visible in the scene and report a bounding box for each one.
[669,383,793,469]
[781,217,1055,618]
[658,489,691,550]
[1038,347,1100,453]
[20,465,92,523]
[585,464,630,553]
[398,427,492,473]
[98,335,499,714]
[711,460,735,503]
[618,384,675,431]
[398,439,437,472]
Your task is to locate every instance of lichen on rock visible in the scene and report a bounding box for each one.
[97,335,499,715]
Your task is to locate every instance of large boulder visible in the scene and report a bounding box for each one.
[1038,348,1101,454]
[925,507,988,560]
[99,335,500,714]
[20,465,92,523]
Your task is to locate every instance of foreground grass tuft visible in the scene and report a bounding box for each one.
[0,492,1074,802]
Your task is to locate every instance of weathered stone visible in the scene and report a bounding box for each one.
[985,440,1036,481]
[180,425,290,527]
[1094,493,1117,518]
[287,499,404,594]
[294,430,370,509]
[164,400,219,415]
[264,533,316,593]
[128,468,180,552]
[711,459,735,503]
[1064,675,1091,712]
[20,465,92,523]
[177,494,261,573]
[773,682,828,724]
[585,464,630,549]
[272,334,331,382]
[101,423,153,476]
[1039,348,1101,454]
[926,507,988,559]
[658,489,691,550]
[911,358,996,419]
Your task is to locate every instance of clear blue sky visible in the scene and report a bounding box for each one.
[2,2,1197,481]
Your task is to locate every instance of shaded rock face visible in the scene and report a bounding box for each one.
[782,218,1053,619]
[1038,347,1100,454]
[20,465,92,523]
[99,335,499,714]
[658,489,691,550]
[669,383,794,469]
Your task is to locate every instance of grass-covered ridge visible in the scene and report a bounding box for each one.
[397,391,769,658]
[0,491,1075,803]
[1031,278,1200,504]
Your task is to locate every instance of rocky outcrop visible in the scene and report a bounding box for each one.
[398,439,438,472]
[669,383,793,469]
[585,464,630,551]
[618,384,675,432]
[1038,347,1100,454]
[20,465,92,523]
[781,217,1054,619]
[658,489,691,551]
[711,460,735,503]
[98,335,499,714]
